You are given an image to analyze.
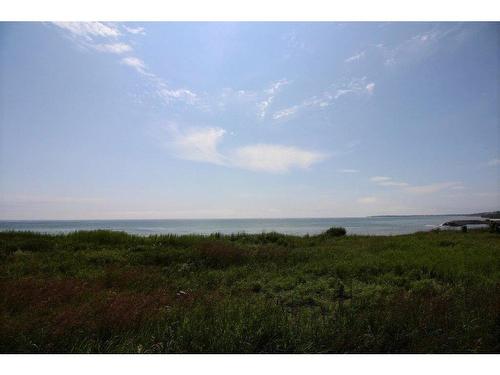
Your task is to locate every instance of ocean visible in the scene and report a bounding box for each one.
[0,215,487,236]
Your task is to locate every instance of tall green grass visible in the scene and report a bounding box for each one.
[0,229,499,353]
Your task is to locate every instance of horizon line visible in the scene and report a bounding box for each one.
[0,211,495,222]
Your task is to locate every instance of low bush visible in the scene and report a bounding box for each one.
[323,227,347,237]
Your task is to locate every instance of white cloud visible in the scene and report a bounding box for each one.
[233,144,326,173]
[94,43,132,54]
[53,22,120,40]
[333,89,351,99]
[345,51,365,63]
[52,22,199,108]
[166,125,326,173]
[158,88,198,104]
[265,79,290,96]
[168,126,227,165]
[487,158,500,166]
[123,25,146,35]
[272,106,299,120]
[370,176,408,186]
[370,176,392,182]
[335,77,375,99]
[338,169,359,173]
[357,196,377,204]
[257,100,271,118]
[258,79,290,119]
[121,57,147,74]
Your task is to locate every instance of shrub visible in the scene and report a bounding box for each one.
[323,227,347,237]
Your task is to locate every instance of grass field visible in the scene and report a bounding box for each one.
[1,228,499,353]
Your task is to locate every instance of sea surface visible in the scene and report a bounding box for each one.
[0,215,488,236]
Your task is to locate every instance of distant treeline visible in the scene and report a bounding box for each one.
[470,211,500,219]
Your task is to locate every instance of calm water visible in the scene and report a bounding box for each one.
[0,216,486,236]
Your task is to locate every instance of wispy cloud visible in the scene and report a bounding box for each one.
[52,22,199,107]
[370,176,462,194]
[166,125,326,173]
[382,24,475,67]
[157,88,198,105]
[345,51,365,63]
[370,176,391,182]
[343,25,477,71]
[272,77,375,121]
[232,144,326,173]
[123,25,146,35]
[121,56,147,73]
[370,176,409,186]
[258,79,290,119]
[334,77,375,99]
[53,22,121,39]
[272,105,300,120]
[94,43,132,54]
[168,125,227,165]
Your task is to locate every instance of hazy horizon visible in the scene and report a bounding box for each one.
[0,22,499,220]
[0,211,493,222]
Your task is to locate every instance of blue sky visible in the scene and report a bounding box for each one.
[0,22,498,219]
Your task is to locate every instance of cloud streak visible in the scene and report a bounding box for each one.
[272,77,375,121]
[52,22,199,107]
[257,79,290,119]
[345,51,366,63]
[370,176,462,194]
[95,43,133,54]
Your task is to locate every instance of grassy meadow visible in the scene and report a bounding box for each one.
[1,228,499,353]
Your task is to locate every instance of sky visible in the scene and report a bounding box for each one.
[0,22,498,220]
